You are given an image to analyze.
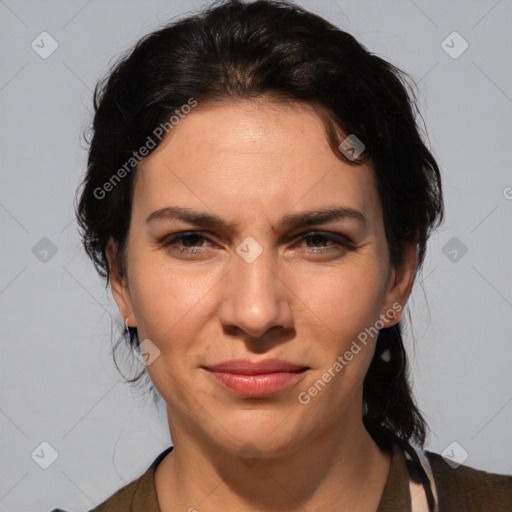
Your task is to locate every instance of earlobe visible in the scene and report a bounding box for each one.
[106,238,136,327]
[380,244,417,328]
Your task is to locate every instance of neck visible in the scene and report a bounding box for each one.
[155,414,391,512]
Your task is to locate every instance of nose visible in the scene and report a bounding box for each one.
[217,242,294,341]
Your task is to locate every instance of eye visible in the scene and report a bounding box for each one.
[159,230,356,258]
[294,231,355,254]
[160,231,214,254]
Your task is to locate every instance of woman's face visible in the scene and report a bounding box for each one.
[108,99,415,457]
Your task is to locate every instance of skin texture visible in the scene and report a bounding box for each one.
[106,98,417,511]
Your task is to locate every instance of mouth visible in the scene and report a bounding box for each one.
[202,359,309,397]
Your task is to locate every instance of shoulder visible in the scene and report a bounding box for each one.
[86,473,146,511]
[426,451,512,511]
[49,477,144,512]
[48,475,144,512]
[86,457,163,512]
[51,446,172,512]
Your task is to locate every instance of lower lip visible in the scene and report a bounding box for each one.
[205,370,307,397]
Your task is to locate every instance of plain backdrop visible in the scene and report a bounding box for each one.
[0,0,511,510]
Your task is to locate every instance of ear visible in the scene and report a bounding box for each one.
[379,243,417,328]
[106,238,136,328]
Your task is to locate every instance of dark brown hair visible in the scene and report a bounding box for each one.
[76,0,444,446]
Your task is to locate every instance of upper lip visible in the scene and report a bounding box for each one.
[203,359,308,374]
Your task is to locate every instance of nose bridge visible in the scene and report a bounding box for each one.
[222,236,291,337]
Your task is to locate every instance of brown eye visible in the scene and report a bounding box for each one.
[161,231,213,254]
[296,231,355,252]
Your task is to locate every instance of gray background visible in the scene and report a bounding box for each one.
[1,0,511,510]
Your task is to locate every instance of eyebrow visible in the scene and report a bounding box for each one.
[145,205,368,231]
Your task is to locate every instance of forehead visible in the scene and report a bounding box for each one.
[134,99,381,225]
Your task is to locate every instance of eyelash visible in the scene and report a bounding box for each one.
[160,231,356,256]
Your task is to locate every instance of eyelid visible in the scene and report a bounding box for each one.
[160,230,215,247]
[160,229,356,250]
[292,230,357,250]
[294,229,354,243]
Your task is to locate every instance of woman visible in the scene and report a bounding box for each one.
[63,0,511,510]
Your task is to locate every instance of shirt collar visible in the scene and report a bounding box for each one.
[131,442,412,512]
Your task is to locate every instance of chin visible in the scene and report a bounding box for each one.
[207,407,310,458]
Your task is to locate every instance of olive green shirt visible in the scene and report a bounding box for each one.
[54,443,512,511]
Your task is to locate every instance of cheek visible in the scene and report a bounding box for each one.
[127,257,218,352]
[303,263,386,338]
[295,263,386,400]
[295,298,380,424]
[127,264,218,404]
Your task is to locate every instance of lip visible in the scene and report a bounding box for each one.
[205,358,307,374]
[203,359,309,397]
